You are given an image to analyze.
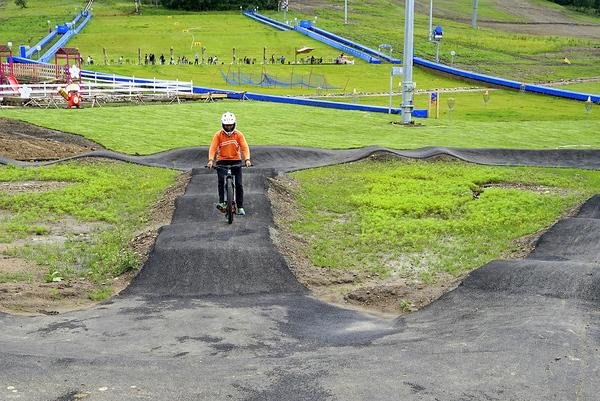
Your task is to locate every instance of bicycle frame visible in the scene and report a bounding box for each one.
[210,163,245,224]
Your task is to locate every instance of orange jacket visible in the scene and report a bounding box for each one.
[208,129,250,162]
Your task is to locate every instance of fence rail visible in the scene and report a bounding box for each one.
[0,78,195,107]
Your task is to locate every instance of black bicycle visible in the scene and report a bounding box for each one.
[207,163,248,224]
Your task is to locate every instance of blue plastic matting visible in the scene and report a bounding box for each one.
[294,26,381,64]
[243,12,289,31]
[37,11,93,63]
[244,10,290,31]
[308,26,400,64]
[415,57,599,103]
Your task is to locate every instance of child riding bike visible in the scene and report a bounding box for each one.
[207,112,252,215]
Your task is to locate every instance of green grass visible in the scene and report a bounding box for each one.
[2,0,598,89]
[73,9,600,89]
[0,272,33,283]
[286,159,600,281]
[0,160,177,282]
[1,96,598,154]
[88,286,112,301]
[0,0,85,47]
[272,0,600,83]
[0,0,168,47]
[70,11,463,95]
[559,82,600,94]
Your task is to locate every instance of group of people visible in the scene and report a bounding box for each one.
[241,56,257,65]
[269,54,286,64]
[299,55,323,65]
[335,53,354,64]
[85,51,351,67]
[142,53,200,65]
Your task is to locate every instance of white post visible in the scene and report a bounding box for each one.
[344,0,348,24]
[401,0,415,124]
[472,0,479,28]
[389,69,393,114]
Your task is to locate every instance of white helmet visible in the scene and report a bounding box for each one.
[221,112,236,135]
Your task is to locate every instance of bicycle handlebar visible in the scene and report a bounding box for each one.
[205,163,252,170]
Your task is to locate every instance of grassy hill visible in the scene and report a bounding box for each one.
[1,0,599,312]
[3,0,598,91]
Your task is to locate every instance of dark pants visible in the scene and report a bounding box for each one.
[216,160,244,208]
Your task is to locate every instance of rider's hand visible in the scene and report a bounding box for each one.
[245,159,252,168]
[207,160,214,169]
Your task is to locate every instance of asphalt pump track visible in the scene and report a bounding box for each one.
[1,146,599,401]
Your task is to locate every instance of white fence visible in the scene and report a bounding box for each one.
[0,77,196,107]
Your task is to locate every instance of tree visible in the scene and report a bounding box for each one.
[15,0,27,8]
[160,0,278,11]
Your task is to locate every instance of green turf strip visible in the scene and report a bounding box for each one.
[286,158,600,282]
[0,160,177,282]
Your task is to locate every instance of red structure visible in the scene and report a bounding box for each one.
[54,47,82,84]
[0,44,14,83]
[54,48,83,108]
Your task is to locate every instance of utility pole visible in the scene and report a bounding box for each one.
[472,0,479,28]
[401,0,415,124]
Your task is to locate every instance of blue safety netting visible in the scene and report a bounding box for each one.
[220,69,337,89]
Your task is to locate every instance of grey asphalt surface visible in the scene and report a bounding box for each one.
[1,146,599,401]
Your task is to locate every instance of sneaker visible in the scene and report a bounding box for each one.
[236,208,246,216]
[216,202,226,213]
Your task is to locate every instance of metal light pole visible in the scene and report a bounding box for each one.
[344,0,348,24]
[401,0,415,124]
[472,0,479,28]
[282,0,288,23]
[428,0,433,41]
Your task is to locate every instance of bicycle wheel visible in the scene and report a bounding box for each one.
[226,178,235,224]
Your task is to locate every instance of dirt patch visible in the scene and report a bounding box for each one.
[481,182,574,196]
[0,121,189,315]
[0,180,73,194]
[0,118,102,161]
[414,0,600,39]
[300,0,600,39]
[289,0,327,14]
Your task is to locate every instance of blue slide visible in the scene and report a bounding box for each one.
[247,12,599,104]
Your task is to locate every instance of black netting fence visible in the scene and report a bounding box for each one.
[220,69,337,89]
